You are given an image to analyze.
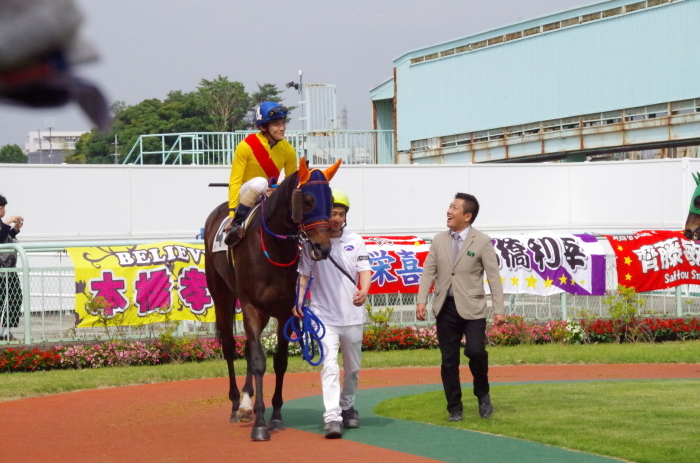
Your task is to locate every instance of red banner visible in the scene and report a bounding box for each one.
[605,230,700,292]
[364,236,430,294]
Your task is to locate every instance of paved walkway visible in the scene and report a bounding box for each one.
[1,364,699,462]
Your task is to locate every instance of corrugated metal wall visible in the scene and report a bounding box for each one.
[374,99,395,163]
[395,0,700,151]
[374,99,394,132]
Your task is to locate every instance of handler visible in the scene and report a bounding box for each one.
[416,193,505,421]
[295,189,372,439]
[224,101,297,246]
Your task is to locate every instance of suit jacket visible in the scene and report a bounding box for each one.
[417,227,505,320]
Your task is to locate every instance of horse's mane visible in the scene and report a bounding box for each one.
[262,170,299,223]
[268,171,298,206]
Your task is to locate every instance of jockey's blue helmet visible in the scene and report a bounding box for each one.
[255,101,288,127]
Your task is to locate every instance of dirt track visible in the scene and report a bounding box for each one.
[1,364,699,463]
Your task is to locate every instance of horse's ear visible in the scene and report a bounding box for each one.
[322,158,342,181]
[694,172,700,186]
[297,157,310,186]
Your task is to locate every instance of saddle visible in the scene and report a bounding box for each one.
[212,204,261,267]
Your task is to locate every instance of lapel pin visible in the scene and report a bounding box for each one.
[467,251,475,257]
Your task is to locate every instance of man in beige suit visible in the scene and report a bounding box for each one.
[416,193,505,421]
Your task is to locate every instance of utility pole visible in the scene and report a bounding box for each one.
[110,134,120,164]
[37,128,43,164]
[45,118,54,164]
[299,70,304,132]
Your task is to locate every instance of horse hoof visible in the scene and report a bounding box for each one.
[251,426,271,441]
[237,408,253,422]
[268,419,285,431]
[230,413,239,423]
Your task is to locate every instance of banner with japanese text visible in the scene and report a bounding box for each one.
[605,230,700,292]
[68,242,217,328]
[365,236,430,294]
[490,234,606,296]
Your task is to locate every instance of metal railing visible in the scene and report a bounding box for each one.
[2,242,700,347]
[122,130,396,165]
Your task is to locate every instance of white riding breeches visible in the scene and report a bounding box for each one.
[319,323,364,424]
[239,177,268,203]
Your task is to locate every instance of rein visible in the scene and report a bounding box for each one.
[283,260,326,366]
[259,227,299,267]
[257,175,330,266]
[258,194,303,267]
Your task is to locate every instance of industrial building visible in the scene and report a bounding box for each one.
[370,0,700,163]
[24,130,86,164]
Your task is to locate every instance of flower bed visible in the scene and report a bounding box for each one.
[487,316,700,346]
[363,326,439,351]
[2,317,699,373]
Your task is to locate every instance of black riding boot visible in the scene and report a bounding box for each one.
[225,204,252,246]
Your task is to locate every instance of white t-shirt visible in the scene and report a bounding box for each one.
[298,229,371,326]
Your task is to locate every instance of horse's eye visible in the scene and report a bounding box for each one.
[304,194,316,211]
[694,195,700,209]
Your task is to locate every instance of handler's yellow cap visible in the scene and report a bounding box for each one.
[332,189,350,211]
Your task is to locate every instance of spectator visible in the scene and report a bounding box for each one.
[0,194,23,341]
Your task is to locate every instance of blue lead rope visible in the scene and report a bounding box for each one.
[283,274,326,366]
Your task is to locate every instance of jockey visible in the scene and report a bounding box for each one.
[225,101,298,246]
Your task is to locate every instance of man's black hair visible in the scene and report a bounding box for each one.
[0,194,6,207]
[454,193,479,223]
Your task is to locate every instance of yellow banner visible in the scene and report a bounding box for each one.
[67,242,221,328]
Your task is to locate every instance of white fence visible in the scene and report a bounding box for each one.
[2,157,699,242]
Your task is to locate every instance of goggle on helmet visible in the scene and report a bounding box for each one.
[255,102,288,127]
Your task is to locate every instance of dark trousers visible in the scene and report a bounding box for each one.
[436,296,489,413]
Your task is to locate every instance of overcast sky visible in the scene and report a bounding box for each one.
[0,0,594,148]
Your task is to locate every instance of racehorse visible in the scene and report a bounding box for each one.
[203,157,341,441]
[684,172,700,240]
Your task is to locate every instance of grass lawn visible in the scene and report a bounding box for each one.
[1,340,699,401]
[375,379,700,463]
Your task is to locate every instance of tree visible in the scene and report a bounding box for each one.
[247,83,294,128]
[250,83,284,105]
[74,77,288,163]
[196,76,250,132]
[0,144,28,163]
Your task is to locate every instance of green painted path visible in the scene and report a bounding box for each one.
[282,381,620,463]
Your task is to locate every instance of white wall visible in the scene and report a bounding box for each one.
[1,158,697,242]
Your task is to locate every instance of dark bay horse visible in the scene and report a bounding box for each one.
[204,157,341,441]
[684,172,700,240]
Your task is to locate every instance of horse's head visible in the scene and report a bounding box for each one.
[292,157,341,260]
[684,172,700,241]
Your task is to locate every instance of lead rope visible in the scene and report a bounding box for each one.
[283,249,326,366]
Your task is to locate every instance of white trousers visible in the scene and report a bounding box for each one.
[239,177,268,201]
[320,323,363,423]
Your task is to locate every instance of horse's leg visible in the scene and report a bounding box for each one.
[218,300,241,422]
[268,315,291,431]
[206,254,241,423]
[236,341,255,422]
[243,308,271,441]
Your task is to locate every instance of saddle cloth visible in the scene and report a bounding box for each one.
[211,203,260,253]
